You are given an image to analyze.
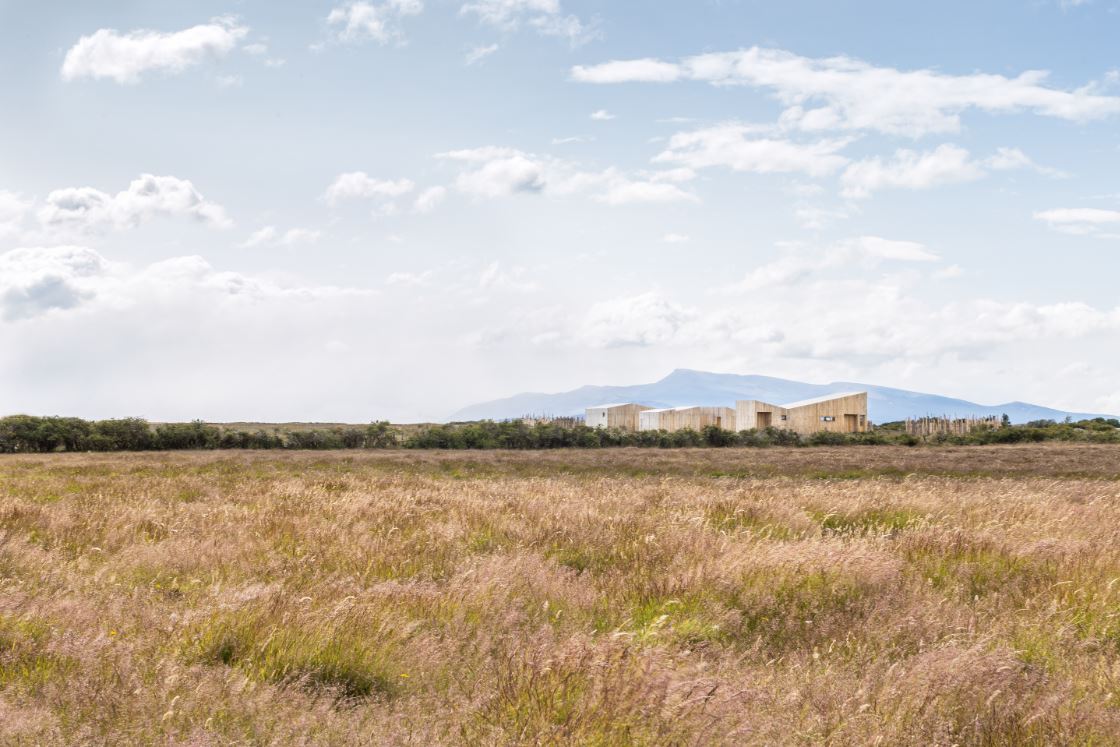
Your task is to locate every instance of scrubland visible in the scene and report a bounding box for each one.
[3,444,1120,745]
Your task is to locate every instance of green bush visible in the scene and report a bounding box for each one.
[155,421,221,450]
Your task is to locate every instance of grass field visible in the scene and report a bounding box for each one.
[3,445,1120,744]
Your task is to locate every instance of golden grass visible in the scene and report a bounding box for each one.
[2,445,1120,744]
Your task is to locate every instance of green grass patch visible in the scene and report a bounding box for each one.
[904,540,1059,601]
[182,611,401,701]
[545,534,666,577]
[811,506,925,536]
[705,500,796,539]
[626,596,728,646]
[726,568,878,650]
[0,614,75,692]
[464,646,676,745]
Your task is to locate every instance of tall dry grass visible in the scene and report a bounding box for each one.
[1,445,1120,744]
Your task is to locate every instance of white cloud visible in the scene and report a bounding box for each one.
[984,147,1034,171]
[240,226,278,247]
[528,13,598,45]
[281,228,321,245]
[647,168,697,183]
[934,264,964,280]
[855,235,939,262]
[840,144,986,198]
[1098,391,1120,414]
[580,291,694,347]
[479,261,540,293]
[324,172,416,205]
[731,254,821,291]
[1034,207,1120,237]
[37,174,231,234]
[110,174,231,229]
[571,58,681,83]
[460,0,598,45]
[662,233,690,244]
[438,146,524,162]
[839,144,1054,199]
[0,248,474,422]
[794,205,849,230]
[727,236,939,292]
[386,269,434,287]
[449,152,546,197]
[596,177,697,206]
[413,186,448,213]
[573,47,1120,137]
[465,43,499,64]
[61,17,248,84]
[0,246,107,321]
[590,109,616,121]
[439,146,697,204]
[0,246,371,325]
[984,147,1067,177]
[575,282,1120,363]
[451,242,1120,386]
[461,0,559,26]
[0,191,31,239]
[327,1,424,44]
[241,42,286,68]
[654,123,851,177]
[240,226,321,248]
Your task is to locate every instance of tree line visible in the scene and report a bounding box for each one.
[0,416,397,453]
[1,414,1118,453]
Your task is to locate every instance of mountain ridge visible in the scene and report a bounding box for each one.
[450,369,1116,424]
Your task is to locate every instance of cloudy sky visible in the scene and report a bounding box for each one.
[2,0,1119,422]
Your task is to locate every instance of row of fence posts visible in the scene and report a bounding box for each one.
[516,415,584,428]
[904,416,1003,437]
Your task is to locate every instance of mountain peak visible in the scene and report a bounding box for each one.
[449,371,1115,424]
[661,368,707,381]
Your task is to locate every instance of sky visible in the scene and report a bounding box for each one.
[1,0,1119,422]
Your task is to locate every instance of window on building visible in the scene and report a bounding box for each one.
[780,415,788,421]
[821,416,835,422]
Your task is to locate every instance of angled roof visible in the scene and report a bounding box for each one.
[781,391,866,409]
[738,399,784,409]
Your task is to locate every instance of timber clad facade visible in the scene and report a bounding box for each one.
[584,404,654,431]
[588,392,868,435]
[736,392,869,434]
[638,406,736,433]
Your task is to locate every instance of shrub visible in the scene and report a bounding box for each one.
[154,421,221,450]
[90,418,155,451]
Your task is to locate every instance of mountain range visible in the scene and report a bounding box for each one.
[450,369,1116,425]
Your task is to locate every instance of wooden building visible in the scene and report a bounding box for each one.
[638,406,736,432]
[736,392,868,435]
[584,403,653,431]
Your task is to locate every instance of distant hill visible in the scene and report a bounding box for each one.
[450,369,1116,425]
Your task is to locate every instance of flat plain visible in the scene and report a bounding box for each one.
[3,444,1120,745]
